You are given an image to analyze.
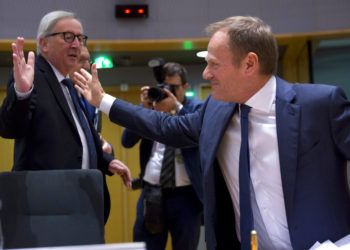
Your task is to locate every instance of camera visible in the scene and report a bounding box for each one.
[148,84,176,103]
[147,58,176,102]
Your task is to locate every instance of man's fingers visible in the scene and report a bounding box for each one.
[121,171,132,189]
[109,159,132,188]
[27,51,35,67]
[163,88,175,97]
[12,43,21,67]
[73,72,88,86]
[91,63,98,81]
[140,86,150,92]
[74,84,85,95]
[16,37,25,60]
[79,68,91,80]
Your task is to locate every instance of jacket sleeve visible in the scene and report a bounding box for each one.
[121,128,142,148]
[0,77,35,139]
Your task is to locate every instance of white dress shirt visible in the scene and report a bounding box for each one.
[217,76,292,250]
[143,141,191,187]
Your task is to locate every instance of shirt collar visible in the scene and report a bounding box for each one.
[47,61,68,83]
[245,75,276,113]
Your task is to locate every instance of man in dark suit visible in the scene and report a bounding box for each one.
[122,62,203,250]
[53,15,350,250]
[0,10,131,224]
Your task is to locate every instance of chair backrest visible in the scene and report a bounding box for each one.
[0,169,105,249]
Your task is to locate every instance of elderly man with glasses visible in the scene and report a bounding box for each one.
[0,10,132,224]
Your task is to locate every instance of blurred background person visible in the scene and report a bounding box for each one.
[121,62,203,250]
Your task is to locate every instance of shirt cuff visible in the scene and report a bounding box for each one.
[99,94,116,116]
[14,83,33,100]
[176,101,183,113]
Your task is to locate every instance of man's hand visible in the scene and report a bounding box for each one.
[101,136,113,155]
[140,86,153,109]
[12,37,35,93]
[73,64,104,107]
[108,159,132,188]
[153,88,178,113]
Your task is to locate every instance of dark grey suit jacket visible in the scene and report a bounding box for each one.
[0,55,113,223]
[106,77,350,250]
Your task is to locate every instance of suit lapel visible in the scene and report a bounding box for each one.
[201,97,237,176]
[275,77,300,223]
[36,56,76,129]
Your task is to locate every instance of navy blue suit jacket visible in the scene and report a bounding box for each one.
[121,98,204,202]
[107,77,350,250]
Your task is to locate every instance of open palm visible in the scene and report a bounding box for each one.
[73,64,105,107]
[12,37,35,92]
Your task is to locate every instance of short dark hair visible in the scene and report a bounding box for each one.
[163,62,188,85]
[206,16,278,75]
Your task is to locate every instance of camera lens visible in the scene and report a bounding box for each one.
[148,86,167,102]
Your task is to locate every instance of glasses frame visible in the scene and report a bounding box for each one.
[164,83,184,90]
[45,32,88,46]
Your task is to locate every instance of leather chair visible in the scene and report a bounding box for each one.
[0,169,105,249]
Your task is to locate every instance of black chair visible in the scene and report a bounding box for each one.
[0,169,105,249]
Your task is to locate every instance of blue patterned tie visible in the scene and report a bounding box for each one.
[239,104,253,250]
[62,79,97,169]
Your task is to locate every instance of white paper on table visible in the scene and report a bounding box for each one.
[309,241,321,250]
[336,234,350,248]
[312,240,338,250]
[309,235,350,250]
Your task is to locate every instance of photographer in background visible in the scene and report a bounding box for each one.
[121,62,203,250]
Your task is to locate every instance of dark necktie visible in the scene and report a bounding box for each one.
[239,104,253,250]
[80,97,95,123]
[160,146,175,188]
[62,78,97,169]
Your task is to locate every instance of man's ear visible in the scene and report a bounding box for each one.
[39,38,49,53]
[183,82,189,90]
[243,52,258,75]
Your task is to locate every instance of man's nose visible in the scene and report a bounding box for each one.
[202,66,211,80]
[71,37,81,47]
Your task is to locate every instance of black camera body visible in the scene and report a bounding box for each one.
[148,84,176,103]
[147,58,176,102]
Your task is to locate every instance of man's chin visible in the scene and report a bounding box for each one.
[212,92,224,100]
[212,93,232,102]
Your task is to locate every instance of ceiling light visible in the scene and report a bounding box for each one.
[196,51,208,58]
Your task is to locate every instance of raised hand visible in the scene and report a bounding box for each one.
[140,86,153,109]
[12,37,35,92]
[73,64,104,107]
[153,88,178,113]
[108,159,132,188]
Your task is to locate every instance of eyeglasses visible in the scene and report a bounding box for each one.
[164,83,183,90]
[45,32,88,46]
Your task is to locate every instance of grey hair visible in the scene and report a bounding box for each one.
[36,10,80,54]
